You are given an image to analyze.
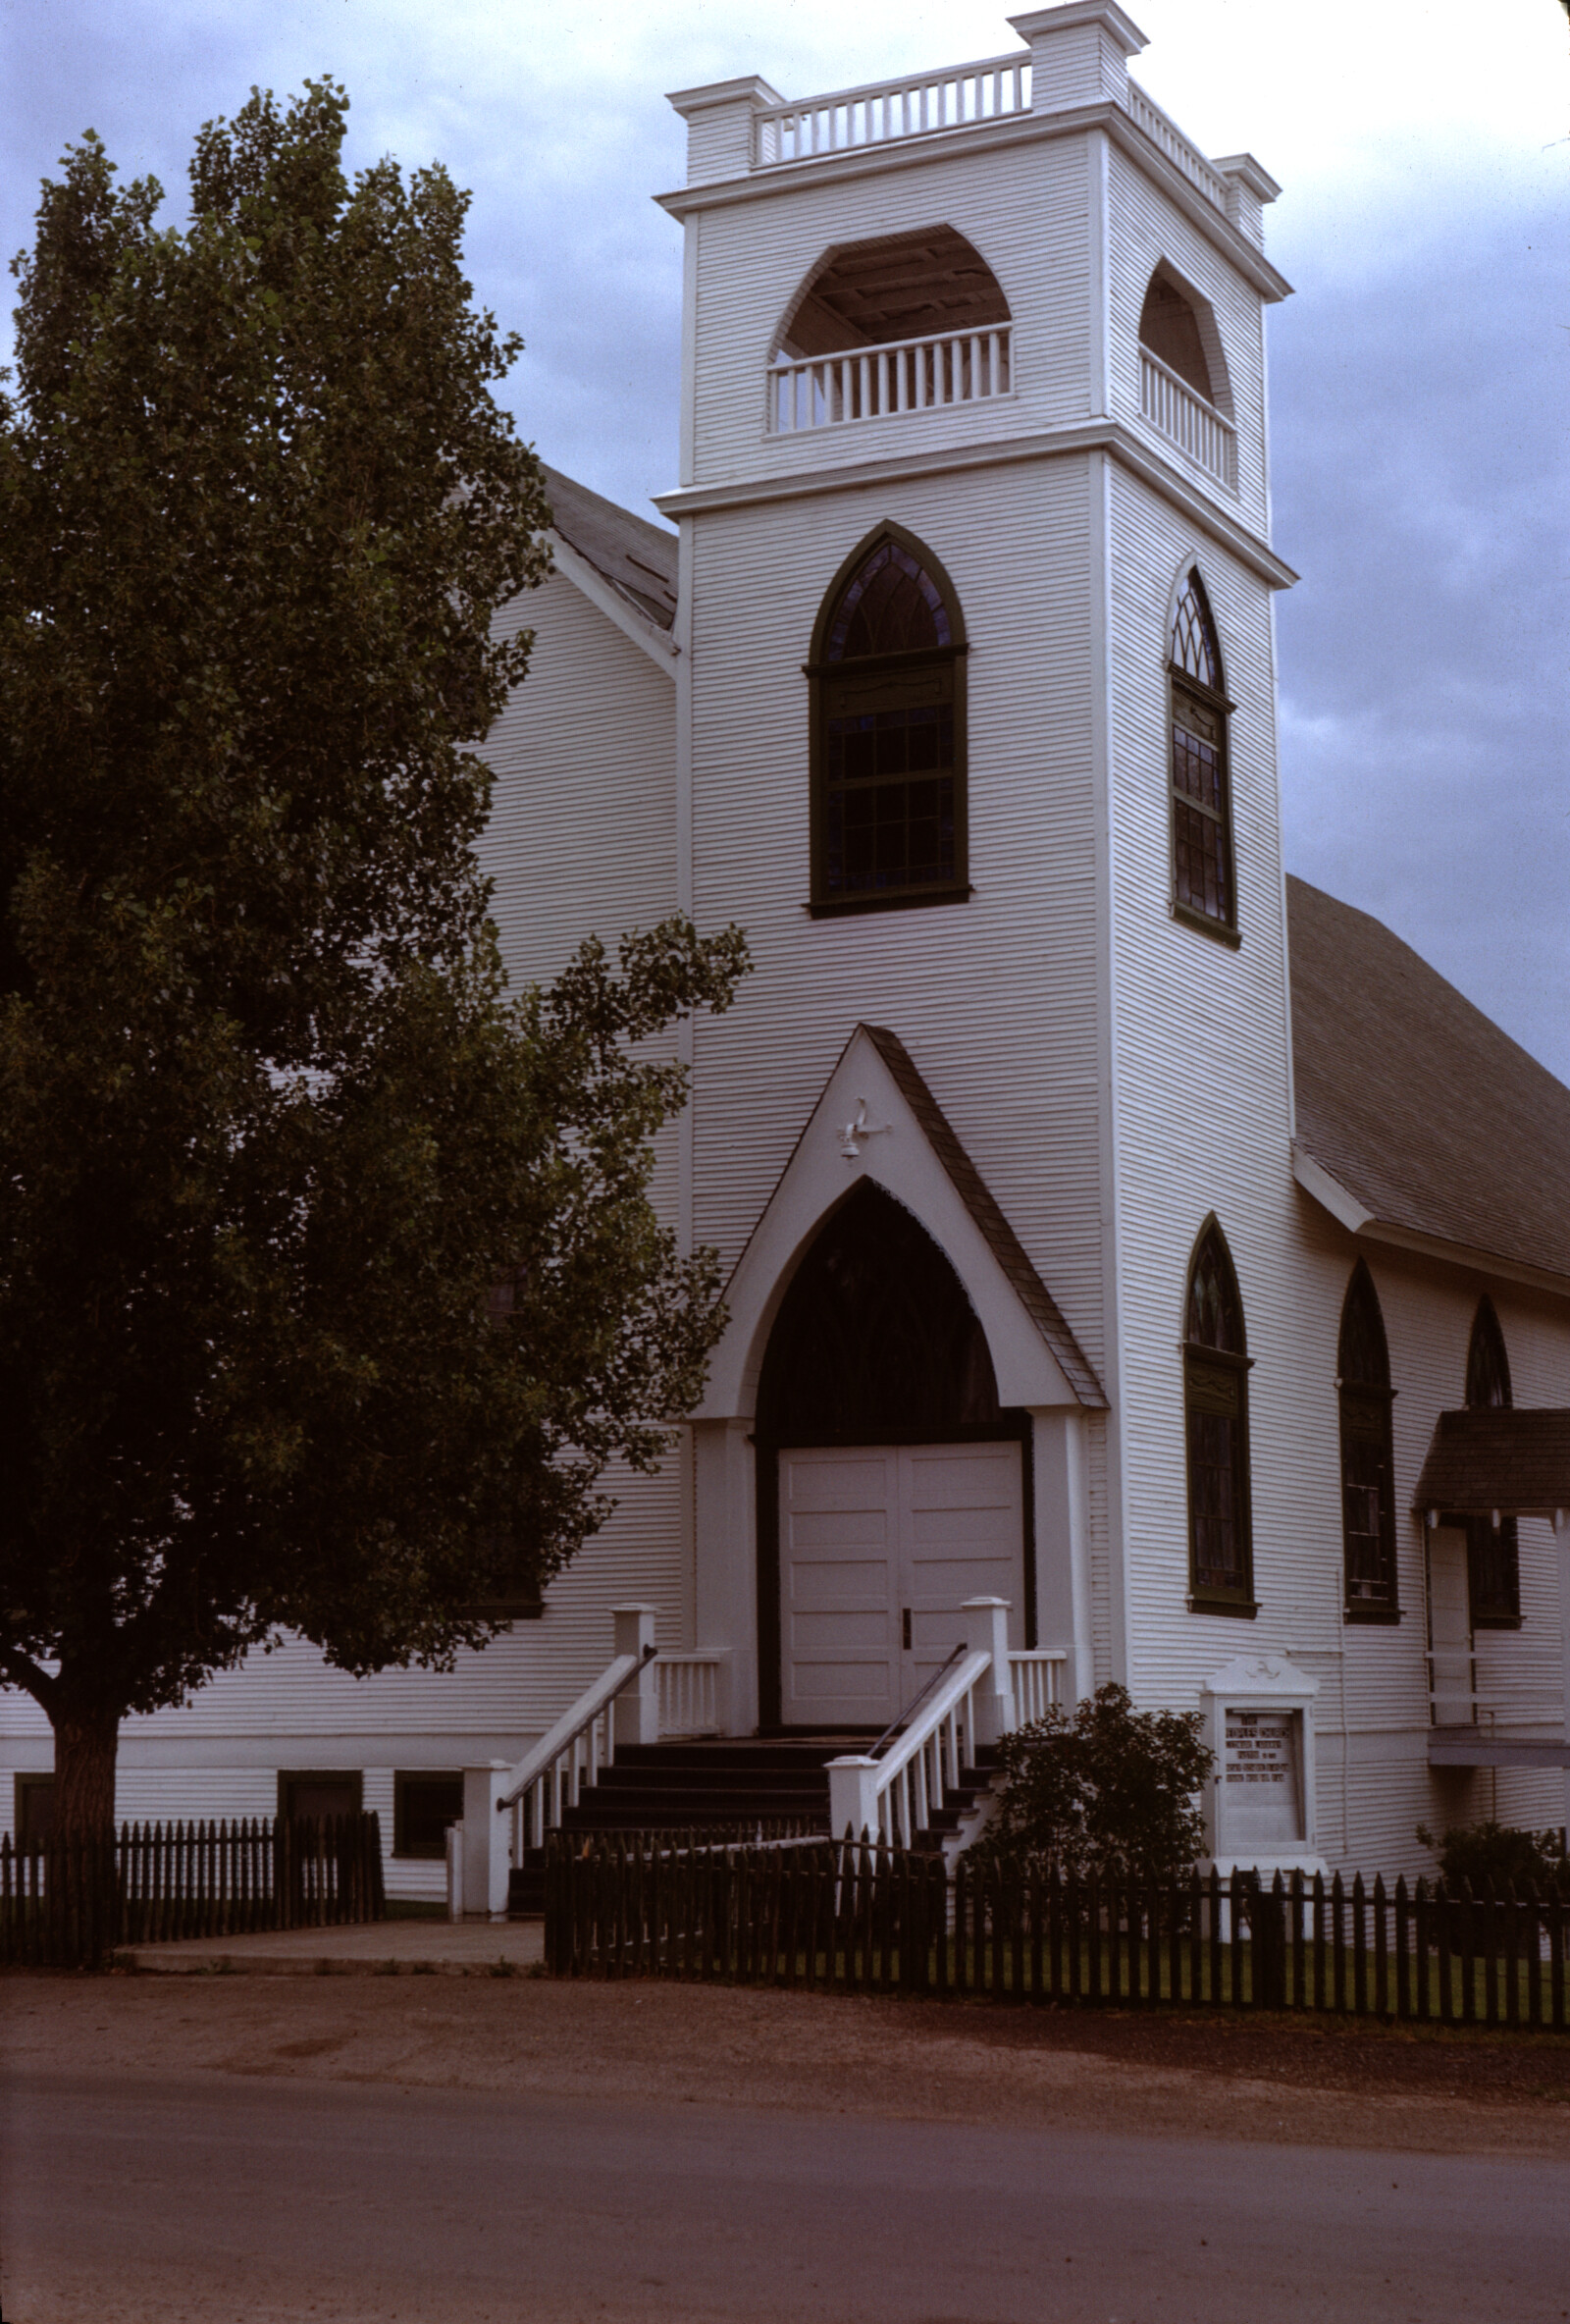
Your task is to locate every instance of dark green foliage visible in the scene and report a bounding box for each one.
[0,84,748,1832]
[974,1683,1214,1882]
[1416,1820,1570,1895]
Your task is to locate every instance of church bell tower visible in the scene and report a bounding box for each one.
[655,5,1298,1730]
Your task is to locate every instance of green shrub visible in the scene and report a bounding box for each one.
[972,1683,1214,1883]
[1415,1820,1570,1895]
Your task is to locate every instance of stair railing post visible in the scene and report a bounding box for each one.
[612,1605,660,1747]
[826,1759,883,1846]
[462,1762,511,1923]
[963,1598,1016,1747]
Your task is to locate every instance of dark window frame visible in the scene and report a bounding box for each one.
[1337,1260,1400,1622]
[276,1769,363,1823]
[392,1770,465,1861]
[1183,1216,1257,1615]
[1168,569,1238,944]
[14,1772,54,1849]
[1462,1295,1521,1628]
[806,521,970,919]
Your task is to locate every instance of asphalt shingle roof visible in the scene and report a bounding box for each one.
[1411,1409,1570,1516]
[1287,876,1570,1288]
[540,465,678,632]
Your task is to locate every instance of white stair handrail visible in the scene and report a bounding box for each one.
[875,1647,992,1849]
[829,1599,1018,1851]
[497,1644,654,1813]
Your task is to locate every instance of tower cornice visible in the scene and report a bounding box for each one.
[655,102,1291,305]
[654,420,1298,592]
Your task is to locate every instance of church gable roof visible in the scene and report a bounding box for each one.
[1287,876,1570,1289]
[862,1026,1106,1408]
[540,465,678,631]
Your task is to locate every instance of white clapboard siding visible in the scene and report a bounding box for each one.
[481,570,678,991]
[1103,139,1270,535]
[684,460,1107,1378]
[687,134,1094,492]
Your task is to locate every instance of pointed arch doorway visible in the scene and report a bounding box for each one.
[756,1183,1031,1731]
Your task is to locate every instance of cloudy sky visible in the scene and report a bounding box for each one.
[5,0,1567,1079]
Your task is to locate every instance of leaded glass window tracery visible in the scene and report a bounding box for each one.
[1183,1219,1254,1609]
[1170,571,1235,933]
[809,526,968,914]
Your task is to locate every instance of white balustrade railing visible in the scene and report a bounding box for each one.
[1139,347,1237,489]
[856,1648,993,1851]
[499,1638,654,1862]
[1125,79,1230,214]
[655,1651,730,1737]
[771,325,1012,435]
[755,53,1030,167]
[1008,1649,1067,1727]
[827,1597,1020,1849]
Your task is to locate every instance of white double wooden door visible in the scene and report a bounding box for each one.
[778,1442,1024,1730]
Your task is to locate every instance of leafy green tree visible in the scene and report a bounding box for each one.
[974,1683,1214,1883]
[0,84,747,1839]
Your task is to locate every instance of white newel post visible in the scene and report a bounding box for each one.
[613,1604,659,1748]
[964,1597,1017,1747]
[826,1757,883,1841]
[1009,3,1145,111]
[462,1761,511,1923]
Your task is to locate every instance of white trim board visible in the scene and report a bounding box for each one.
[549,533,679,674]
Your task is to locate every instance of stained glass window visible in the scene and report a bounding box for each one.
[1464,1298,1519,1624]
[1170,572,1234,932]
[811,529,967,912]
[1338,1263,1398,1615]
[825,540,952,661]
[1183,1220,1253,1605]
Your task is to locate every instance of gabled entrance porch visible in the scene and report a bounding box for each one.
[690,1023,1106,1739]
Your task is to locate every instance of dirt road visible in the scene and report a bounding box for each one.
[6,1972,1570,2323]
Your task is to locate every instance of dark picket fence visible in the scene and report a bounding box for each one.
[0,1812,386,1968]
[545,1832,1570,2032]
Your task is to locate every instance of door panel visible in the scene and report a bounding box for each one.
[779,1450,900,1728]
[779,1443,1023,1728]
[1427,1524,1475,1725]
[902,1444,1024,1697]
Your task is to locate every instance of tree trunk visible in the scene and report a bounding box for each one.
[50,1697,121,1844]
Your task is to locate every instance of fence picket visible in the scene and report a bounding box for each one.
[524,1838,1570,2043]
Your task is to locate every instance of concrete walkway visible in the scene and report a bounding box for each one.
[120,1916,544,1976]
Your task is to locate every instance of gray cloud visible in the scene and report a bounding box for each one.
[4,0,1565,1081]
[1271,199,1569,1080]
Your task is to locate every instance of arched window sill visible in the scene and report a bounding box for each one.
[808,883,972,921]
[1171,900,1241,948]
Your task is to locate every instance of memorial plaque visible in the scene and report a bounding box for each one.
[1220,1708,1301,1849]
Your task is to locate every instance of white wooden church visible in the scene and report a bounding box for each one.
[7,2,1569,1899]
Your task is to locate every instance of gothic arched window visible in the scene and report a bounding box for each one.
[1169,569,1235,937]
[757,1184,999,1442]
[1338,1262,1398,1619]
[1464,1296,1519,1625]
[808,525,968,915]
[1183,1218,1254,1611]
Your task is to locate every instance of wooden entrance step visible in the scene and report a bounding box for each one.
[506,1736,862,1915]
